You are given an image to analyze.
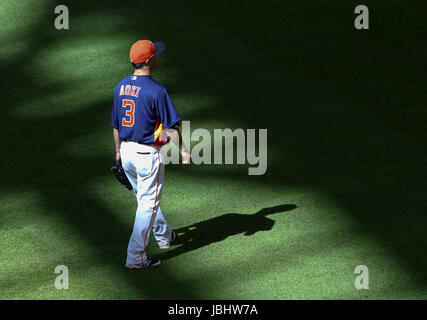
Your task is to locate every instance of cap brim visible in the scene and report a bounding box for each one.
[153,41,165,56]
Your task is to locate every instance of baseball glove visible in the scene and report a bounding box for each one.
[111,158,132,190]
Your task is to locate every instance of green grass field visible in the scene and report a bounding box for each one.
[0,0,426,299]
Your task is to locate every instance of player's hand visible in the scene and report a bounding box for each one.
[181,150,191,164]
[116,151,121,160]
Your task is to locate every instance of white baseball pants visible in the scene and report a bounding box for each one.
[120,141,173,265]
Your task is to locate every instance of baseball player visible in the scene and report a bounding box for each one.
[110,40,191,269]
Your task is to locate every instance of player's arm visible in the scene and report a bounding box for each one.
[111,88,121,160]
[113,127,121,160]
[166,128,191,164]
[156,87,190,164]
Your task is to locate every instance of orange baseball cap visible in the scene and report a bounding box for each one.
[129,40,165,64]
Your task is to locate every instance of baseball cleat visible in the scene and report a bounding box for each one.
[159,230,176,249]
[125,258,161,269]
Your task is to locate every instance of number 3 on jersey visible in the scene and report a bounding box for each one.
[122,99,135,127]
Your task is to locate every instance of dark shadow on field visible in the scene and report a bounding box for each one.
[155,204,297,260]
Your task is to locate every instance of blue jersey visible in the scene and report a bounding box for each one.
[110,75,181,145]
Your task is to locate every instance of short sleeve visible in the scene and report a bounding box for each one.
[110,88,120,129]
[110,103,119,129]
[155,87,181,129]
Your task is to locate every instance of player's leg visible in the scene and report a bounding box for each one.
[120,142,138,194]
[126,147,163,265]
[120,141,144,265]
[152,206,174,248]
[152,150,174,248]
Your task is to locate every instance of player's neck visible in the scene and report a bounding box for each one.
[133,67,151,76]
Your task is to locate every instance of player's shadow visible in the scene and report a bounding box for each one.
[155,204,297,260]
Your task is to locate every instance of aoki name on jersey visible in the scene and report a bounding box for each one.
[119,85,141,97]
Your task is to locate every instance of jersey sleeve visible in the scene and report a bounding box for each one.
[155,87,181,129]
[110,88,120,129]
